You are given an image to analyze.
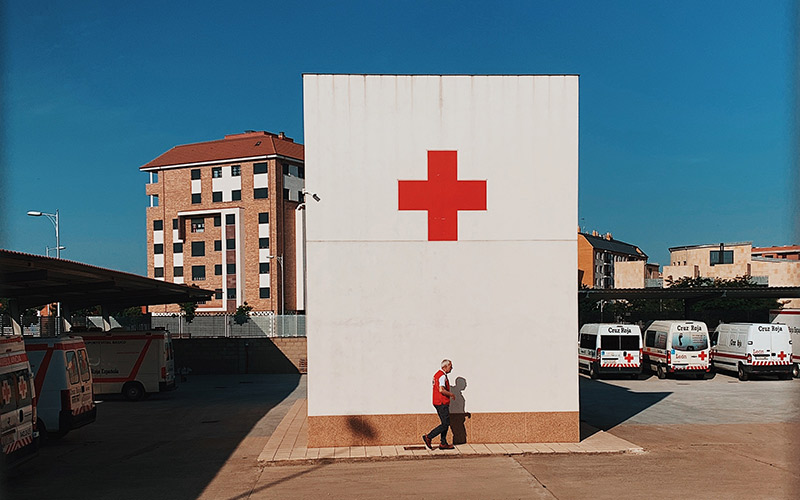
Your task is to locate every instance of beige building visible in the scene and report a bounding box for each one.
[663,242,800,308]
[578,230,656,288]
[140,131,305,314]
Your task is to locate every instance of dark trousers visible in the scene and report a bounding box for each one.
[426,404,450,444]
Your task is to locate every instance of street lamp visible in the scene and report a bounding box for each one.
[28,209,62,334]
[296,190,320,315]
[46,245,66,257]
[267,255,284,335]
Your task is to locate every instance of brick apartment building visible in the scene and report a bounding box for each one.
[140,131,305,314]
[578,230,657,289]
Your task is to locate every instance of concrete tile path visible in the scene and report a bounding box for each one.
[257,399,643,463]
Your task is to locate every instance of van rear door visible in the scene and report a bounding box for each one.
[751,329,772,365]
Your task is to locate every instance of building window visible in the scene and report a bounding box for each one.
[258,212,269,224]
[259,238,269,249]
[282,163,289,175]
[150,172,159,183]
[213,215,221,227]
[297,166,305,179]
[231,165,241,176]
[259,262,270,274]
[283,188,290,200]
[260,287,270,299]
[191,193,201,204]
[232,190,241,201]
[710,250,734,266]
[212,167,222,178]
[214,289,222,300]
[254,188,268,199]
[212,191,222,202]
[214,264,222,275]
[226,238,236,250]
[151,195,159,207]
[299,191,305,203]
[191,241,205,257]
[172,218,179,229]
[153,219,163,231]
[227,288,236,299]
[154,267,164,278]
[227,263,236,275]
[214,240,222,251]
[191,266,206,281]
[173,266,183,277]
[254,162,267,174]
[191,218,205,233]
[226,214,235,225]
[173,242,183,253]
[191,169,201,180]
[154,244,164,254]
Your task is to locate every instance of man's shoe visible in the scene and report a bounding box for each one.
[422,435,433,449]
[439,443,455,450]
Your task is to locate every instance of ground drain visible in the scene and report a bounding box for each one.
[403,446,427,450]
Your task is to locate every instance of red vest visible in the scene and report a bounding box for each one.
[432,369,450,405]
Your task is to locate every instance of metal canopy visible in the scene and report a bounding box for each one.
[579,287,800,301]
[0,249,214,310]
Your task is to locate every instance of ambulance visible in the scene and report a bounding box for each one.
[642,320,711,379]
[769,309,800,378]
[1,334,38,469]
[82,330,176,401]
[712,323,793,381]
[578,323,642,379]
[24,336,97,438]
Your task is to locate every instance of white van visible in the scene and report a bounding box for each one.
[711,323,792,381]
[578,324,642,379]
[642,320,711,379]
[24,336,97,437]
[82,330,176,401]
[1,334,38,469]
[769,309,800,378]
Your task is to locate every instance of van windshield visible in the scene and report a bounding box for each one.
[672,331,709,351]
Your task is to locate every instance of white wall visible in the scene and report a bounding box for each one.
[304,75,578,416]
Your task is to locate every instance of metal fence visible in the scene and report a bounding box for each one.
[151,313,306,338]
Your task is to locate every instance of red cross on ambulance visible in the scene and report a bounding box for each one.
[17,377,27,400]
[624,353,633,363]
[1,379,12,405]
[698,351,707,361]
[398,151,487,241]
[777,351,787,361]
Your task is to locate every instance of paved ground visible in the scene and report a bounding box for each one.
[3,371,798,499]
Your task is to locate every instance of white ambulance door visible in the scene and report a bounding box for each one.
[76,348,94,409]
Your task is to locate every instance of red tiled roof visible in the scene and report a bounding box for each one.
[140,131,304,170]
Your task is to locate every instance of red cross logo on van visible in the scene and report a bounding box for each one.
[1,380,12,405]
[624,353,633,363]
[698,351,707,361]
[17,378,27,400]
[777,351,787,361]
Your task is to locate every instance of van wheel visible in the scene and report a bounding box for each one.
[737,364,749,381]
[36,419,48,445]
[657,365,666,379]
[123,382,146,401]
[589,363,598,379]
[793,364,799,379]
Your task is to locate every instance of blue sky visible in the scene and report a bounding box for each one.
[1,1,797,273]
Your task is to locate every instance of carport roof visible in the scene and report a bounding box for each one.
[0,249,214,310]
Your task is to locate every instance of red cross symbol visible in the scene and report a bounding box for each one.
[398,151,487,241]
[698,351,707,361]
[624,353,634,363]
[777,351,787,361]
[1,380,11,405]
[17,378,28,400]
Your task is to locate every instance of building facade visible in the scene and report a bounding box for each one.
[578,230,651,288]
[663,242,800,308]
[140,131,305,314]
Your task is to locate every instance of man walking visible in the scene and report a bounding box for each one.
[423,359,456,450]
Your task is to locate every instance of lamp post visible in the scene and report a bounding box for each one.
[296,190,320,316]
[28,209,62,334]
[46,245,66,257]
[267,255,284,335]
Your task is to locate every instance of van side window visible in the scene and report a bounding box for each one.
[655,332,667,350]
[645,331,656,348]
[77,349,91,382]
[65,351,80,385]
[580,334,597,349]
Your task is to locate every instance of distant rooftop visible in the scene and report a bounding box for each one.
[140,131,304,171]
[668,242,751,252]
[580,232,647,259]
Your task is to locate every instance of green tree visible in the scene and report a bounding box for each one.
[179,302,198,323]
[233,302,253,325]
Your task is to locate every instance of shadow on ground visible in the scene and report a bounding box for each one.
[579,376,671,436]
[6,374,303,500]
